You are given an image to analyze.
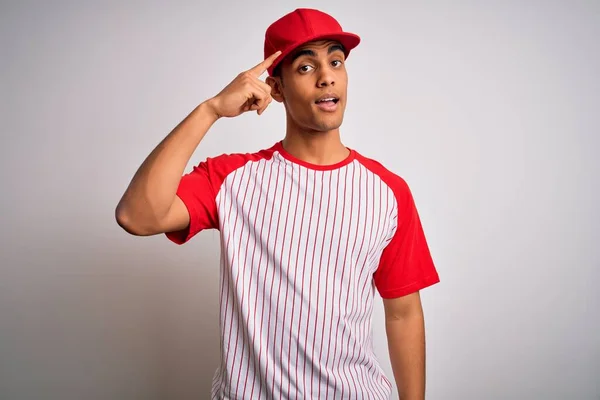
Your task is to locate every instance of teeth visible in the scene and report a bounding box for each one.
[318,98,336,103]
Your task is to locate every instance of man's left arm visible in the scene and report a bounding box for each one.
[383,291,426,400]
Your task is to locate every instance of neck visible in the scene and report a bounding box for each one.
[281,131,350,166]
[282,125,349,166]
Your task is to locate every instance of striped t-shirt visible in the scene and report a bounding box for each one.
[166,140,440,399]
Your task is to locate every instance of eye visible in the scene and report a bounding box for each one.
[332,60,343,67]
[299,64,314,73]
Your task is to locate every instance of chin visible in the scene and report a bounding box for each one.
[288,107,345,133]
[315,115,344,131]
[320,121,343,132]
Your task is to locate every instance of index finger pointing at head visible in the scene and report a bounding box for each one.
[249,50,282,76]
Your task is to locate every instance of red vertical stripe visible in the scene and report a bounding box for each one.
[322,166,348,397]
[217,167,243,392]
[296,169,317,399]
[257,162,280,399]
[222,165,250,389]
[225,163,254,394]
[269,162,294,394]
[303,170,325,398]
[262,160,288,397]
[285,166,308,399]
[310,170,333,396]
[231,161,262,397]
[248,159,276,400]
[280,164,304,399]
[238,159,267,396]
[329,163,353,397]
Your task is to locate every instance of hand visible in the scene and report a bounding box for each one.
[207,51,282,118]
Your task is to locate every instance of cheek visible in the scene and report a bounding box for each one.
[285,87,313,114]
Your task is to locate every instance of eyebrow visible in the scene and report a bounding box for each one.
[290,44,346,63]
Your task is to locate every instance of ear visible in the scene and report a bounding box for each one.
[266,76,284,103]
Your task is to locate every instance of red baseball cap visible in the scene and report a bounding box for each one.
[264,8,361,76]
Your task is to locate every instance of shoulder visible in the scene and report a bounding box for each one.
[353,150,412,199]
[197,143,278,186]
[205,143,277,169]
[202,142,278,171]
[354,150,426,226]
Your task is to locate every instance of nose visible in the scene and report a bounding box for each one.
[317,65,335,87]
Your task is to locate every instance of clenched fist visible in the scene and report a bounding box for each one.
[207,51,282,118]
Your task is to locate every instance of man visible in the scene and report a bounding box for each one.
[116,8,439,400]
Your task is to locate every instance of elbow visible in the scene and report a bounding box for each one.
[115,203,149,236]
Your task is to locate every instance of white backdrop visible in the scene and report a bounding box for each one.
[1,1,598,399]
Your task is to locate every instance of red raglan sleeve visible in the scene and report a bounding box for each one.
[373,176,440,298]
[165,158,221,245]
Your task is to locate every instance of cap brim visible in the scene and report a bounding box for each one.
[267,32,361,76]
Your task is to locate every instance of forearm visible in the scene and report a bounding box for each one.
[116,100,219,232]
[386,311,426,400]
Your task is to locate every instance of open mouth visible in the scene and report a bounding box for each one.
[315,97,339,105]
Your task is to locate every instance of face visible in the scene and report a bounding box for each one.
[267,40,348,134]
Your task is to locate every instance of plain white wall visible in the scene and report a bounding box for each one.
[1,1,598,399]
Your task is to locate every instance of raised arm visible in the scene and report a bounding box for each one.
[115,50,281,236]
